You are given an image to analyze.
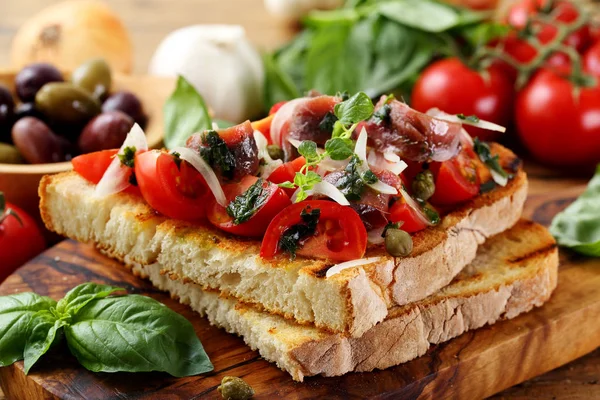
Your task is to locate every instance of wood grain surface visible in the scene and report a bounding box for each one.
[0,183,599,399]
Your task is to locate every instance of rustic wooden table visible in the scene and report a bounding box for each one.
[0,1,598,399]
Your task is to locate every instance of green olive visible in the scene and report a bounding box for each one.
[71,58,112,100]
[218,376,254,400]
[267,144,284,161]
[0,143,24,164]
[35,82,101,128]
[412,170,435,201]
[385,228,413,257]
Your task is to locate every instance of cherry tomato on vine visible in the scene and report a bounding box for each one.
[411,58,514,142]
[515,68,600,167]
[0,195,45,282]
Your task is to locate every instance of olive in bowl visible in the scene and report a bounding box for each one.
[35,82,101,129]
[0,85,15,143]
[12,117,71,164]
[15,63,63,103]
[78,111,134,153]
[102,91,147,127]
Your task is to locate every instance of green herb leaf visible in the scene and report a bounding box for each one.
[263,53,301,109]
[164,75,212,150]
[377,1,460,33]
[23,311,66,373]
[293,171,322,202]
[330,155,367,201]
[372,103,391,125]
[457,114,480,123]
[334,92,374,125]
[56,283,123,317]
[200,131,236,180]
[473,138,509,180]
[64,295,213,377]
[118,146,136,168]
[227,179,271,225]
[297,141,321,165]
[278,181,296,189]
[325,137,354,161]
[0,293,56,367]
[362,169,378,184]
[550,165,600,257]
[278,207,321,259]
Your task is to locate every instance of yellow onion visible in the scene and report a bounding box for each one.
[10,0,133,73]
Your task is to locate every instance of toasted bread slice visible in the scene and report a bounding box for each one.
[128,220,558,381]
[39,145,527,337]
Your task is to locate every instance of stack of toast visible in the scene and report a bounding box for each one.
[39,157,559,381]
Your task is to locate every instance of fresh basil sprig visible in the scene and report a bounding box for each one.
[0,283,213,377]
[164,75,212,150]
[550,165,600,257]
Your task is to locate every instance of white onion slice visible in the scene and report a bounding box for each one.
[368,149,407,175]
[94,123,148,198]
[171,147,227,207]
[399,188,434,227]
[287,138,302,149]
[291,181,350,205]
[490,169,509,187]
[367,227,385,245]
[270,98,306,146]
[355,127,398,195]
[383,152,400,163]
[326,257,383,278]
[426,108,506,133]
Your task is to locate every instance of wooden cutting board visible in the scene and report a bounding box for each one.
[1,185,600,399]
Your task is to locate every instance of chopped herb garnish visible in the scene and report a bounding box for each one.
[226,179,270,225]
[422,204,440,225]
[319,112,338,133]
[381,221,400,238]
[362,169,378,184]
[372,104,391,125]
[457,114,480,123]
[172,151,182,169]
[278,207,321,259]
[200,130,236,180]
[329,155,367,201]
[118,146,136,168]
[479,180,496,194]
[129,173,138,187]
[473,138,510,181]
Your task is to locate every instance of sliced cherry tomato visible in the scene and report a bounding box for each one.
[411,58,513,142]
[429,149,480,206]
[207,175,291,237]
[260,200,367,262]
[267,156,306,196]
[388,199,428,233]
[135,151,210,221]
[269,101,287,115]
[72,149,119,184]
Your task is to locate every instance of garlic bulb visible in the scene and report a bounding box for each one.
[264,0,344,19]
[148,25,264,123]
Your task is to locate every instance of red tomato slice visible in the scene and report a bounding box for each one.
[430,150,480,206]
[207,175,291,237]
[72,149,119,184]
[260,200,367,262]
[267,156,306,196]
[135,151,210,221]
[388,199,428,233]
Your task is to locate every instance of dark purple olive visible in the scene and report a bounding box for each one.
[14,102,45,121]
[12,117,70,164]
[0,85,15,143]
[78,111,134,153]
[102,91,146,127]
[15,63,64,102]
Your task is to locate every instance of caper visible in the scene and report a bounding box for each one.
[35,82,101,129]
[267,144,284,161]
[412,170,435,201]
[71,58,112,100]
[385,228,413,257]
[218,376,254,400]
[0,143,24,164]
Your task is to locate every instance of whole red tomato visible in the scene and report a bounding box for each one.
[584,41,600,77]
[515,68,600,167]
[411,58,514,141]
[0,195,46,283]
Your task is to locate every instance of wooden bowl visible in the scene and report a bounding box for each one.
[0,69,175,219]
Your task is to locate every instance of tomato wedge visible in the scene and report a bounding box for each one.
[72,149,119,184]
[429,149,480,206]
[135,150,210,221]
[267,156,306,196]
[207,175,291,237]
[260,200,367,262]
[388,199,429,233]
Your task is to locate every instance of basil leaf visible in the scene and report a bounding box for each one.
[325,137,354,161]
[164,75,212,150]
[56,283,123,317]
[334,92,374,125]
[0,293,56,367]
[65,295,213,377]
[23,311,66,374]
[377,0,460,33]
[550,166,600,257]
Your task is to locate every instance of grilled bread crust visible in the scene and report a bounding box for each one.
[126,220,558,381]
[39,144,527,337]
